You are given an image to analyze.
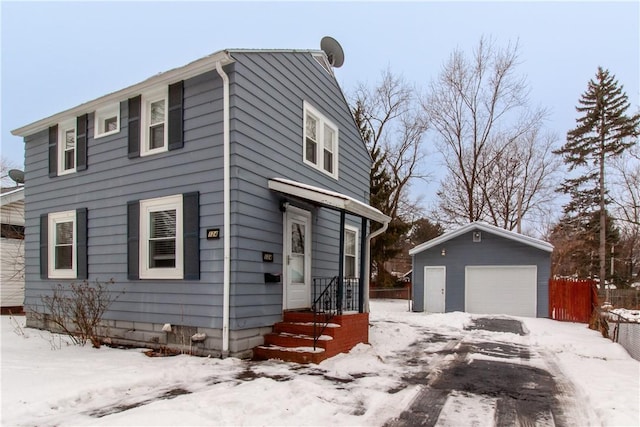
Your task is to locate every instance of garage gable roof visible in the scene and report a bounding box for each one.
[409,221,553,255]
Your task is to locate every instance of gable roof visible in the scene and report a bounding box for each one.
[408,221,554,255]
[12,48,333,138]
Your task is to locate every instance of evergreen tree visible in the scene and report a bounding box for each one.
[555,67,640,287]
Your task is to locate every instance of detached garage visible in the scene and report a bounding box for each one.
[409,222,553,318]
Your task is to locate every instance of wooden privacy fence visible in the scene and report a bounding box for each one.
[549,278,597,323]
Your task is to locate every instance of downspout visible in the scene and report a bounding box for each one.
[364,219,389,312]
[215,61,231,357]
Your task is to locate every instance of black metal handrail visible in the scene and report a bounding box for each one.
[311,276,361,350]
[312,276,337,350]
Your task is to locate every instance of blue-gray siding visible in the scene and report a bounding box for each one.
[412,230,551,317]
[23,51,371,332]
[228,52,370,329]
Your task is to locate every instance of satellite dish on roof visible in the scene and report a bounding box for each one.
[8,169,24,185]
[320,36,345,68]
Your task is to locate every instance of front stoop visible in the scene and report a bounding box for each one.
[253,311,369,364]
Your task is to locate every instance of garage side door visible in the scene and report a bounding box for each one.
[465,266,537,317]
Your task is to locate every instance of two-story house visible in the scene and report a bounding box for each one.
[12,40,389,363]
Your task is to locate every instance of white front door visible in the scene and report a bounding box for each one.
[424,266,446,313]
[284,207,312,310]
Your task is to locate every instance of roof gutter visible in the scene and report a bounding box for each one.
[215,60,231,358]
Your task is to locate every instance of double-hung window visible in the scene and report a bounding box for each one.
[141,89,168,156]
[139,194,183,279]
[58,120,76,174]
[344,226,358,278]
[48,211,76,278]
[303,102,339,178]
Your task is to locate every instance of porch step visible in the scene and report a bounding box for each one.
[252,311,370,364]
[252,345,326,364]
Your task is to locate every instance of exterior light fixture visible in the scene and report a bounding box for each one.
[441,248,446,256]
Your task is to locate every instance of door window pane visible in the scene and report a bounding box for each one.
[290,222,305,283]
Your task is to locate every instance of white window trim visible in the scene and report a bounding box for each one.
[48,210,76,279]
[303,101,339,179]
[140,88,169,157]
[344,225,359,278]
[139,194,183,279]
[58,119,77,175]
[94,103,120,139]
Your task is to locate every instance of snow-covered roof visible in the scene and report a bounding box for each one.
[268,178,390,224]
[408,221,553,255]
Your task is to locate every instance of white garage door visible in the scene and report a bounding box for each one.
[465,266,537,317]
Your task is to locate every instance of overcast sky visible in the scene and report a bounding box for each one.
[2,0,638,210]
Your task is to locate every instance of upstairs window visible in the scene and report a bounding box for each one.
[49,115,87,177]
[58,120,76,174]
[128,81,183,159]
[94,104,120,138]
[141,89,168,156]
[303,102,339,178]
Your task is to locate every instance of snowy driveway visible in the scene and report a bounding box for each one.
[385,317,593,426]
[1,300,638,426]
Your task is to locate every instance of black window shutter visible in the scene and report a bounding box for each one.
[76,208,88,279]
[127,200,140,280]
[168,81,184,151]
[128,95,141,159]
[76,114,88,171]
[40,214,48,279]
[183,191,200,280]
[48,125,58,177]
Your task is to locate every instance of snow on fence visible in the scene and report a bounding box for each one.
[605,310,640,362]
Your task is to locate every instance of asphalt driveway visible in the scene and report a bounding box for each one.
[385,317,590,427]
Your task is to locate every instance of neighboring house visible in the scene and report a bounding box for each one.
[1,187,25,313]
[12,43,390,362]
[409,222,553,318]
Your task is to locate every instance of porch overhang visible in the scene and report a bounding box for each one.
[268,178,390,224]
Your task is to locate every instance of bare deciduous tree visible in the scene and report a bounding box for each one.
[425,36,552,230]
[610,144,640,281]
[351,68,430,285]
[478,129,560,231]
[353,67,430,221]
[1,156,21,187]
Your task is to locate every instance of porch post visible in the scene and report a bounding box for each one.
[359,217,367,313]
[337,210,345,314]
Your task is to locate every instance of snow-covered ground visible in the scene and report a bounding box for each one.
[1,300,638,426]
